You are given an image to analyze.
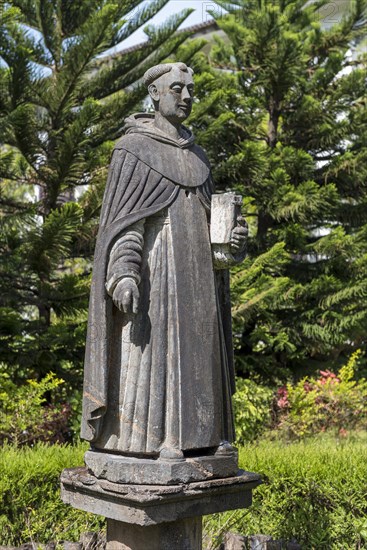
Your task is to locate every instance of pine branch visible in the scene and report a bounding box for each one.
[90,87,147,147]
[36,0,63,68]
[7,0,39,29]
[27,203,83,277]
[60,0,107,36]
[113,0,170,45]
[269,181,338,223]
[52,99,100,188]
[83,9,194,100]
[51,4,126,124]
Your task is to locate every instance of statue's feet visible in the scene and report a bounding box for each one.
[159,447,185,461]
[214,440,235,456]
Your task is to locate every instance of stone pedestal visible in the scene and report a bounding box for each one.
[107,517,202,549]
[84,449,239,485]
[61,467,261,550]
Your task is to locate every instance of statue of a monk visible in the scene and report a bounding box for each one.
[81,62,247,464]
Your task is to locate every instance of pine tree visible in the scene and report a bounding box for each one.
[189,0,367,381]
[0,0,203,387]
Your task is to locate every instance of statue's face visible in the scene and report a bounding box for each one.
[152,67,194,123]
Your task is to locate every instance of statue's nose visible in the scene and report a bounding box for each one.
[182,87,192,102]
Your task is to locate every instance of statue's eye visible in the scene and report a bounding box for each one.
[172,86,182,93]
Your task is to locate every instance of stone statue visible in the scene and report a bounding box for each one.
[80,62,247,480]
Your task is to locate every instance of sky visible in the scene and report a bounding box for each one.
[112,0,224,51]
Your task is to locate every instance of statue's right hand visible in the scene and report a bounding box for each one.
[112,277,139,314]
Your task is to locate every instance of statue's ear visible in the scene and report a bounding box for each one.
[148,84,159,102]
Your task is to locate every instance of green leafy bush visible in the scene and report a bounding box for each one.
[0,370,74,446]
[205,436,367,549]
[233,378,273,444]
[275,351,367,439]
[0,442,104,545]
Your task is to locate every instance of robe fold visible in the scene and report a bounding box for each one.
[81,114,235,454]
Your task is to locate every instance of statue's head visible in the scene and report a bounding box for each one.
[143,62,194,123]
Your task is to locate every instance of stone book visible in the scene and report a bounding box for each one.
[210,193,243,245]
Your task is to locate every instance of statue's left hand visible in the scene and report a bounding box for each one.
[230,217,248,253]
[112,277,140,314]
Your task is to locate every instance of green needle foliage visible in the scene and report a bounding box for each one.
[0,0,200,387]
[189,0,367,382]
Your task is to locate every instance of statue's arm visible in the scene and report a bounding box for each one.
[105,220,145,313]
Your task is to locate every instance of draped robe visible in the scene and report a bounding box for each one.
[81,115,235,456]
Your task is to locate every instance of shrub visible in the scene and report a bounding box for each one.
[233,378,273,444]
[0,370,73,446]
[2,437,367,548]
[275,351,367,439]
[205,436,367,549]
[0,442,104,545]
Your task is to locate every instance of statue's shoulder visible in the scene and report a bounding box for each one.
[112,133,210,187]
[114,134,152,155]
[190,143,211,166]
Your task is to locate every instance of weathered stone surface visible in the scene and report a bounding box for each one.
[106,517,201,550]
[211,193,243,244]
[84,449,238,485]
[81,62,248,460]
[61,467,261,526]
[248,535,273,549]
[63,544,82,550]
[222,532,247,549]
[266,542,282,550]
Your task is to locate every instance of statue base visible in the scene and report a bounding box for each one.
[84,449,239,485]
[61,467,261,549]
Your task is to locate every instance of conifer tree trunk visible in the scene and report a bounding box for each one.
[267,98,280,149]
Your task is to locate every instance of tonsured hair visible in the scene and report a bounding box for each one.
[142,62,194,88]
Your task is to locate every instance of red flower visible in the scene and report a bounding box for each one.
[276,386,289,409]
[319,370,340,384]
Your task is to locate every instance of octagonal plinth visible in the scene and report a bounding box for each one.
[61,468,261,549]
[61,467,260,526]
